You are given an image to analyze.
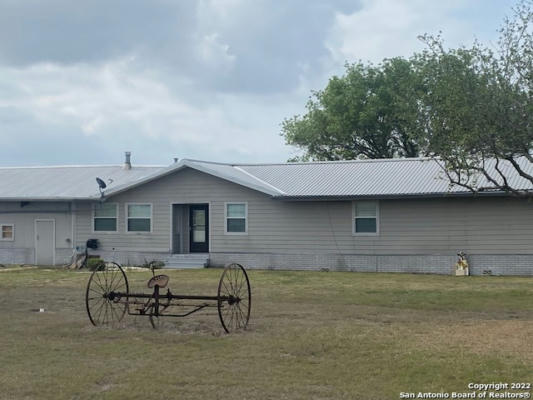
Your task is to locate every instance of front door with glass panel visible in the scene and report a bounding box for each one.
[189,204,209,253]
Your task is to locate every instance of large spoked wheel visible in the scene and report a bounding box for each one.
[86,262,129,326]
[217,263,251,333]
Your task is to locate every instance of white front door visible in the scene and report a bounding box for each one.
[35,220,55,265]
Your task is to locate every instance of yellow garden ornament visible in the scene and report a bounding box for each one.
[455,251,469,276]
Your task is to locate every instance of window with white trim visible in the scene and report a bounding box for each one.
[353,201,379,235]
[0,224,14,241]
[225,203,247,234]
[93,203,118,232]
[127,204,152,232]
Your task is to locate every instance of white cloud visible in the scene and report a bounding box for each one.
[197,33,236,70]
[326,0,483,64]
[0,57,297,162]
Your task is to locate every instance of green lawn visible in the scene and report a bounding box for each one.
[0,267,532,400]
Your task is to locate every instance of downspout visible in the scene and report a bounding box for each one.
[71,201,76,250]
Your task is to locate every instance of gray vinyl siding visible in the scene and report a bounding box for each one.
[73,167,533,256]
[0,201,74,264]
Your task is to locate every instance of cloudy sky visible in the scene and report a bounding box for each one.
[0,0,517,166]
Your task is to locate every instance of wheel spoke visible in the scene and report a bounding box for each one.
[221,279,232,296]
[97,272,109,292]
[234,268,240,293]
[233,268,240,293]
[102,269,109,291]
[223,304,233,320]
[236,278,245,298]
[104,301,110,325]
[236,272,244,296]
[110,304,121,323]
[225,277,234,295]
[227,271,235,293]
[93,274,106,292]
[232,269,240,293]
[94,296,106,313]
[235,301,244,319]
[95,300,106,323]
[89,287,103,295]
[107,268,118,293]
[111,278,125,293]
[234,307,242,328]
[237,303,247,325]
[90,297,105,310]
[228,308,235,329]
[234,308,240,329]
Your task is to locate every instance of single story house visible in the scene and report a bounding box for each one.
[0,152,532,275]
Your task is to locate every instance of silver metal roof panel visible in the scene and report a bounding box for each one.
[0,165,163,200]
[238,157,533,197]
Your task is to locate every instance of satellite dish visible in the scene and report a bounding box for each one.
[96,177,107,189]
[96,177,107,198]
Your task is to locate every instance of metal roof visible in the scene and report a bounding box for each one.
[238,157,533,198]
[0,157,531,201]
[0,165,164,200]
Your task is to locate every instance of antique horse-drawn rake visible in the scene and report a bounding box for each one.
[85,262,251,333]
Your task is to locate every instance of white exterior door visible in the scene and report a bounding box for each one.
[35,220,55,265]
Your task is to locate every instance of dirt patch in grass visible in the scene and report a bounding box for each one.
[408,319,533,363]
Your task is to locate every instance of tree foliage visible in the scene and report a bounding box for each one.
[282,0,532,195]
[414,1,532,195]
[282,58,421,161]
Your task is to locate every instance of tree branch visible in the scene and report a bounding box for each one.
[477,156,523,196]
[434,158,477,193]
[506,156,533,183]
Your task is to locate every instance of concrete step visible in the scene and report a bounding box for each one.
[162,254,209,269]
[164,259,208,265]
[164,254,209,259]
[165,264,206,269]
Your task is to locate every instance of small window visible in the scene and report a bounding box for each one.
[353,201,379,235]
[93,203,118,232]
[127,204,152,232]
[225,203,247,234]
[0,224,14,241]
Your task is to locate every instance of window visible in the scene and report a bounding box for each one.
[127,204,152,232]
[225,203,247,234]
[353,201,379,235]
[93,203,118,232]
[0,224,14,241]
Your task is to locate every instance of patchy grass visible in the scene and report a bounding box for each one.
[0,268,532,400]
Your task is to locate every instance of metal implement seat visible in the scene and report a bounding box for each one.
[147,274,169,289]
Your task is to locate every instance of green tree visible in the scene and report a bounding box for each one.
[281,58,421,161]
[414,0,532,195]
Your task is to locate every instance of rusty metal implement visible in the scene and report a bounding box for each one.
[85,262,251,333]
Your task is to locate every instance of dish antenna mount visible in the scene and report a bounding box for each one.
[96,177,107,198]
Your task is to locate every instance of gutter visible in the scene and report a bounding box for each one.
[0,210,73,214]
[0,191,523,203]
[273,191,516,201]
[0,197,98,202]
